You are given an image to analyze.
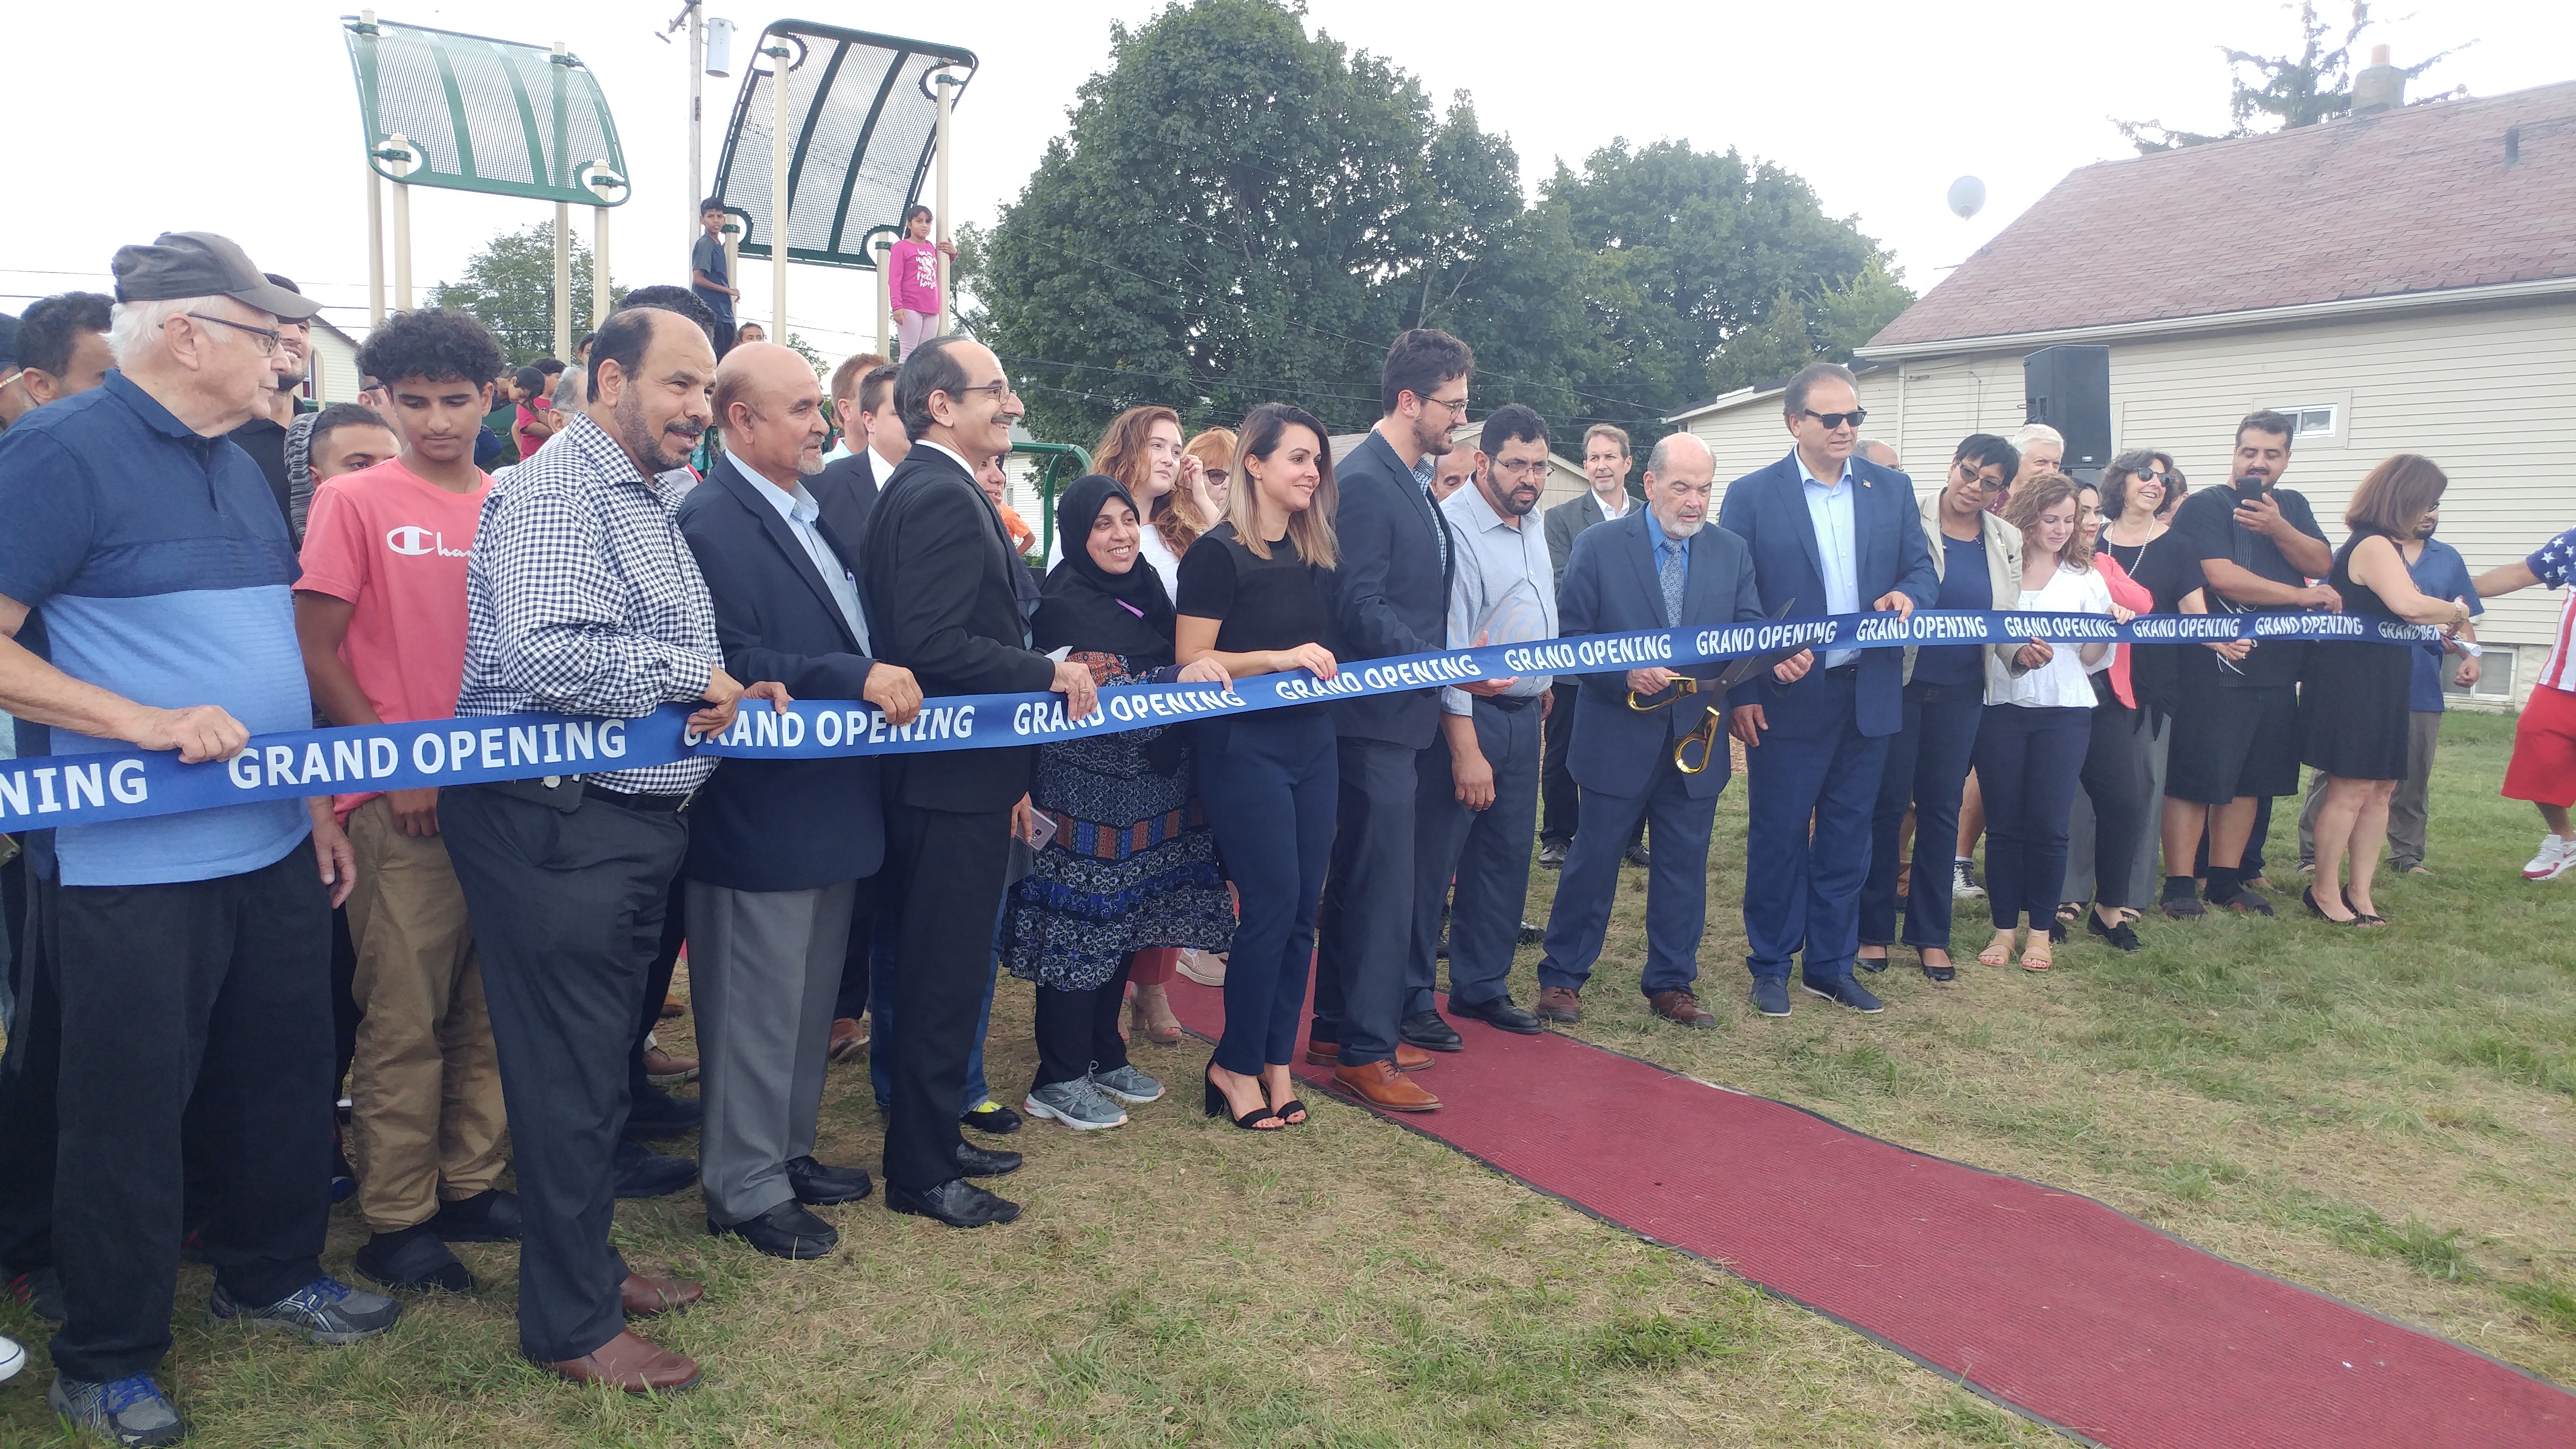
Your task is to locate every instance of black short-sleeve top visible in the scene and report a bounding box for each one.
[1176,522,1333,719]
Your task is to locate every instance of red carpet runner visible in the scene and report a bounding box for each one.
[1164,976,2573,1447]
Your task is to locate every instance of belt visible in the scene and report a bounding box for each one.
[586,784,693,813]
[1482,694,1538,713]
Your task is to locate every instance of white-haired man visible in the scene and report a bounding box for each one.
[0,231,393,1447]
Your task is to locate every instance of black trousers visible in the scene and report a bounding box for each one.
[1313,737,1420,1066]
[47,842,333,1382]
[833,878,877,1022]
[2077,691,2157,912]
[0,855,58,1280]
[443,785,684,1363]
[1540,682,1581,845]
[633,873,687,1109]
[1031,954,1135,1089]
[879,802,1014,1192]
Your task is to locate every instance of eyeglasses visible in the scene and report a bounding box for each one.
[178,312,281,356]
[1421,393,1470,416]
[951,380,1019,403]
[1799,408,1867,429]
[1497,458,1550,477]
[1204,468,1229,484]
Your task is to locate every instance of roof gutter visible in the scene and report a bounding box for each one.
[1855,274,2576,361]
[1663,383,1783,425]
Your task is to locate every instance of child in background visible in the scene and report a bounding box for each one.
[888,205,956,359]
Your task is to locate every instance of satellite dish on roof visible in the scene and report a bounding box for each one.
[1947,176,1986,220]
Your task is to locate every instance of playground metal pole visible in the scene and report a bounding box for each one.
[934,70,958,333]
[769,37,791,340]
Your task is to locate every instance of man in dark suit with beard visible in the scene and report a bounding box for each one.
[857,336,1096,1228]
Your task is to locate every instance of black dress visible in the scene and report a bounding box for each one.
[2299,528,2412,781]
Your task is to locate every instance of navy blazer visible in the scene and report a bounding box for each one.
[1558,512,1765,799]
[675,455,884,892]
[1716,451,1938,739]
[1325,428,1456,748]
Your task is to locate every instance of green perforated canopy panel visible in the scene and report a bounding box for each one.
[711,21,977,270]
[341,15,630,205]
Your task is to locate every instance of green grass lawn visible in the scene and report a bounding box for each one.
[2,711,2566,1446]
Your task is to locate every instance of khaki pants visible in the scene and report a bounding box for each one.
[344,796,508,1232]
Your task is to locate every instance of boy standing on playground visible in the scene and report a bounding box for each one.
[692,199,741,354]
[295,307,519,1295]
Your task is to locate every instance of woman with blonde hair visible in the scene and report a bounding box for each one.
[2302,454,2473,925]
[1974,473,2135,971]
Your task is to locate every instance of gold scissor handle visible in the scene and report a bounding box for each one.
[1626,676,1700,712]
[1674,706,1724,774]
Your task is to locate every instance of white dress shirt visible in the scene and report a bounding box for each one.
[1792,449,1862,668]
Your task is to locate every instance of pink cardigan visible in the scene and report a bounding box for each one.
[2093,551,2153,709]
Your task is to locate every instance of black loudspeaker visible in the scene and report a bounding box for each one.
[2022,345,2111,470]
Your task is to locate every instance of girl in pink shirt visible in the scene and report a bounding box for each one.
[888,204,955,359]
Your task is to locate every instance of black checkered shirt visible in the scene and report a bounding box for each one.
[456,411,721,794]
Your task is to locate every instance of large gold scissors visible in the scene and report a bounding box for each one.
[1626,676,1700,711]
[1674,706,1726,774]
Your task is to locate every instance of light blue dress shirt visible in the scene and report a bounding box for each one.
[1439,483,1558,714]
[730,451,869,652]
[1792,450,1861,667]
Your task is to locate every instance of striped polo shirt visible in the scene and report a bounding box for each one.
[0,370,313,885]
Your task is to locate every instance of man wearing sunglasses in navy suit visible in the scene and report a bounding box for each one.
[1719,363,1938,1019]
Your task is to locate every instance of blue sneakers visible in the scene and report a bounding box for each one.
[1802,976,1885,1014]
[207,1275,402,1345]
[1749,978,1793,1018]
[49,1373,185,1447]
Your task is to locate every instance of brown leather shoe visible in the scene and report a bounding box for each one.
[1649,989,1719,1030]
[642,1045,698,1084]
[542,1330,701,1393]
[619,1272,703,1318]
[1303,1040,1435,1071]
[1535,985,1582,1024]
[1332,1059,1441,1112]
[827,1017,868,1063]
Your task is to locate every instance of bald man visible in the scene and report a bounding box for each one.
[674,344,919,1260]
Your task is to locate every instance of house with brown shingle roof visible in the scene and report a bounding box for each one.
[1671,73,2576,704]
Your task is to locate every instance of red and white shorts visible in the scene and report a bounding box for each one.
[2502,683,2576,807]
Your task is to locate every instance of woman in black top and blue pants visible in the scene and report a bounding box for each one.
[1859,435,2024,982]
[1175,403,1343,1131]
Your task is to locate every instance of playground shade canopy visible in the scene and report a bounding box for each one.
[712,21,978,271]
[340,16,629,205]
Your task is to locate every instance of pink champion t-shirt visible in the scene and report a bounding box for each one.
[889,238,942,313]
[296,457,489,817]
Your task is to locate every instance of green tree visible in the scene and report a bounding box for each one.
[2114,1,2462,153]
[1544,139,1910,423]
[429,222,622,362]
[970,0,1590,443]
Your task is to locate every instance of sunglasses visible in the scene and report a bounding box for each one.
[1799,408,1867,429]
[2128,469,2175,484]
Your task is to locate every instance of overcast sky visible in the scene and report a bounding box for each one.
[11,0,2567,365]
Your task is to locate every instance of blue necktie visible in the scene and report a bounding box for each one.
[1659,540,1686,625]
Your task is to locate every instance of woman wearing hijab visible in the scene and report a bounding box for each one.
[1002,476,1239,1131]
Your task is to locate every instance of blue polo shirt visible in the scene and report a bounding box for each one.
[0,370,313,886]
[2407,536,2479,713]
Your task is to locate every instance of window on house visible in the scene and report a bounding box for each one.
[2276,404,2338,439]
[2446,646,2515,701]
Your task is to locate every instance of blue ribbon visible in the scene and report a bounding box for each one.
[0,610,2445,830]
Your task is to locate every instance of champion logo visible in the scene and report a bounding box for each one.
[386,526,470,558]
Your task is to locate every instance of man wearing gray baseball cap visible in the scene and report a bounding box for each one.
[0,230,391,1447]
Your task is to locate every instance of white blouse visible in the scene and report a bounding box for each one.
[1986,563,2115,710]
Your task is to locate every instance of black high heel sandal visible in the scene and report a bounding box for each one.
[1203,1059,1282,1130]
[1269,1091,1308,1126]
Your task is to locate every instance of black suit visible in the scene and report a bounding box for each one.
[807,448,885,565]
[857,443,1057,1191]
[1538,489,1631,848]
[1314,428,1454,1067]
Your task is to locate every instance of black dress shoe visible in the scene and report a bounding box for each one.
[625,1085,703,1141]
[1622,842,1652,868]
[427,1188,521,1242]
[786,1156,873,1206]
[1517,919,1544,945]
[954,1141,1023,1177]
[1448,993,1543,1035]
[710,1199,838,1259]
[1398,1010,1464,1052]
[887,1177,1021,1228]
[612,1139,699,1199]
[354,1225,474,1292]
[1536,841,1567,869]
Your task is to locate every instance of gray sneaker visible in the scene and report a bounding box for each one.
[1023,1078,1128,1130]
[208,1275,402,1345]
[1090,1063,1165,1105]
[49,1374,186,1447]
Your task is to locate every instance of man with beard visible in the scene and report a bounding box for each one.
[1535,434,1767,1029]
[1412,405,1559,1039]
[1311,328,1512,1108]
[438,302,786,1394]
